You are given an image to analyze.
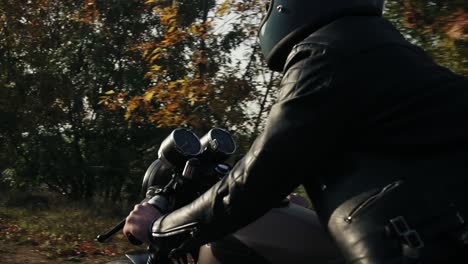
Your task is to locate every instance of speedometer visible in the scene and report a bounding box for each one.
[158,128,201,167]
[173,128,202,156]
[199,128,237,164]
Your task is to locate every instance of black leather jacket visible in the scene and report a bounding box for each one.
[151,15,468,260]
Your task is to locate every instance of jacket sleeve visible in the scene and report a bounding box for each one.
[151,44,348,250]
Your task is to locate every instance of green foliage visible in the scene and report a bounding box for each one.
[384,0,467,76]
[102,0,272,136]
[0,0,165,200]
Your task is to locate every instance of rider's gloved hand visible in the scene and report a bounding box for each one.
[123,202,163,244]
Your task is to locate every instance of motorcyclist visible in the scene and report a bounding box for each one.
[123,0,468,263]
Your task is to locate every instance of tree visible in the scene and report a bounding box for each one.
[101,0,273,137]
[0,0,164,200]
[384,0,467,76]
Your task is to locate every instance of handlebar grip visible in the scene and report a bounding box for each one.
[96,219,142,245]
[127,195,170,246]
[127,234,143,245]
[96,219,125,243]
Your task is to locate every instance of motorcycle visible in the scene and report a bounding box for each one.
[97,128,344,264]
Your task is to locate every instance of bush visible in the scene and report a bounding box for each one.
[4,191,50,210]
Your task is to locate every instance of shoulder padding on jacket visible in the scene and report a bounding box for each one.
[284,16,424,72]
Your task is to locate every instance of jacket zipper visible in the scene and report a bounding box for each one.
[345,180,403,223]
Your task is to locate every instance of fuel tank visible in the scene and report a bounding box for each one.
[198,202,344,264]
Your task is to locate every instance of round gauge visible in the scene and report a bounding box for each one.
[158,128,201,167]
[198,128,237,164]
[172,128,202,156]
[210,128,236,155]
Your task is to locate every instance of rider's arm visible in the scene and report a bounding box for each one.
[151,44,348,251]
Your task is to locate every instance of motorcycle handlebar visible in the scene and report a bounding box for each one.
[96,218,143,245]
[96,128,235,246]
[96,218,130,242]
[96,193,171,245]
[96,196,151,244]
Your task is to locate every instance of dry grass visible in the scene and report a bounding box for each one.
[0,204,145,263]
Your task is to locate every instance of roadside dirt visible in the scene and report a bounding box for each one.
[0,206,142,263]
[0,242,125,264]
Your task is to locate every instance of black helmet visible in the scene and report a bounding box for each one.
[258,0,385,71]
